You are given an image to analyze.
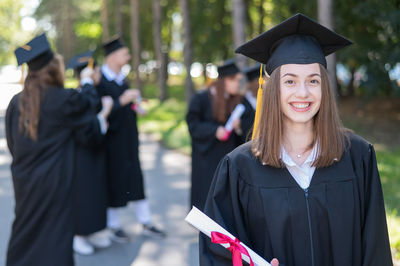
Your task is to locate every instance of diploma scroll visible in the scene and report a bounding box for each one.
[185,206,271,266]
[221,104,246,141]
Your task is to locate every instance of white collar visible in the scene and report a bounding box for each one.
[245,91,257,110]
[101,64,126,85]
[281,143,318,167]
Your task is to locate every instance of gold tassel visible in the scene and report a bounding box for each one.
[88,58,94,70]
[251,64,264,140]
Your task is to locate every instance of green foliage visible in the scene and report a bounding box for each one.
[138,98,190,154]
[0,0,26,65]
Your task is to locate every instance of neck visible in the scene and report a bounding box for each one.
[105,59,121,74]
[282,118,314,153]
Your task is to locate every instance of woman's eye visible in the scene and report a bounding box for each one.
[310,79,320,84]
[284,80,294,85]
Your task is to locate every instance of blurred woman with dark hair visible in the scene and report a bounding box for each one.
[186,60,243,211]
[6,34,113,266]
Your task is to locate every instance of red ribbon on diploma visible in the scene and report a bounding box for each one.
[211,231,254,266]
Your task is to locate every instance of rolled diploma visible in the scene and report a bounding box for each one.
[224,103,246,132]
[185,206,271,266]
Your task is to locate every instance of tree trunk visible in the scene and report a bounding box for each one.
[130,0,141,90]
[258,0,264,34]
[101,0,110,41]
[232,0,247,69]
[318,0,338,98]
[347,66,356,97]
[179,0,195,103]
[115,0,123,35]
[152,0,167,101]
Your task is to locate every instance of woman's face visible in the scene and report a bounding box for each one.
[224,73,242,95]
[279,63,322,126]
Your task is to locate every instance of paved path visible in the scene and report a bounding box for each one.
[0,83,199,266]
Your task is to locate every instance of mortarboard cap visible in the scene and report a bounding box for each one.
[217,59,240,78]
[103,36,126,56]
[14,33,54,71]
[66,50,96,74]
[235,13,352,75]
[244,64,261,81]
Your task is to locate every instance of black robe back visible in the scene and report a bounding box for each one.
[72,83,108,236]
[186,90,241,211]
[96,75,145,207]
[199,133,393,266]
[6,87,98,266]
[238,97,256,144]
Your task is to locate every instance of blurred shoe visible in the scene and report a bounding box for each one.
[109,228,130,243]
[73,236,95,255]
[142,224,167,239]
[87,232,112,248]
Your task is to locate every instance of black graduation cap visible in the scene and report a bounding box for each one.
[244,64,261,81]
[66,50,96,74]
[235,13,352,75]
[217,59,240,78]
[103,36,126,56]
[14,33,54,71]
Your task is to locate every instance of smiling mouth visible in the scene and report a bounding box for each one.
[289,102,312,112]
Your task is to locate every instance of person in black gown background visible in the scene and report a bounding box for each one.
[186,60,243,211]
[96,37,166,241]
[6,34,113,266]
[238,64,261,143]
[200,14,393,266]
[66,51,113,255]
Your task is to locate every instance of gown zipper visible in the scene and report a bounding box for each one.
[304,188,315,266]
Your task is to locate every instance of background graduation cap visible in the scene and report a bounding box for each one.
[244,64,262,82]
[66,50,96,75]
[235,13,352,139]
[217,59,240,78]
[14,33,54,71]
[103,36,126,56]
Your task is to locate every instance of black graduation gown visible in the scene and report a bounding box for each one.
[96,74,145,207]
[6,87,98,266]
[73,83,107,236]
[186,90,240,211]
[238,97,256,144]
[199,133,393,266]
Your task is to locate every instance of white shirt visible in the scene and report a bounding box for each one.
[101,64,126,86]
[281,144,318,189]
[245,91,257,110]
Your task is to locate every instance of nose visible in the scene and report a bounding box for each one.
[295,81,310,98]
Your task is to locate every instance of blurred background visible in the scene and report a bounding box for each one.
[0,0,399,263]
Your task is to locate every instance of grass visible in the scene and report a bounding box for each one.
[138,94,400,261]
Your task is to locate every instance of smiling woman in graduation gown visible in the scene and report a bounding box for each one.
[200,14,392,266]
[6,34,104,266]
[186,60,243,211]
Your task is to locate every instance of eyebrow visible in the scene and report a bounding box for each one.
[281,73,321,78]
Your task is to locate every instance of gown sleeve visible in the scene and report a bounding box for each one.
[80,83,101,112]
[186,93,220,154]
[360,144,393,265]
[199,156,252,266]
[62,90,102,145]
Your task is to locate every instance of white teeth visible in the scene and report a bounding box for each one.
[291,103,310,108]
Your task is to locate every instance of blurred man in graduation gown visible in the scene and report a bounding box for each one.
[238,64,260,143]
[200,14,393,266]
[6,34,113,266]
[66,52,112,255]
[96,37,165,241]
[186,60,243,211]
